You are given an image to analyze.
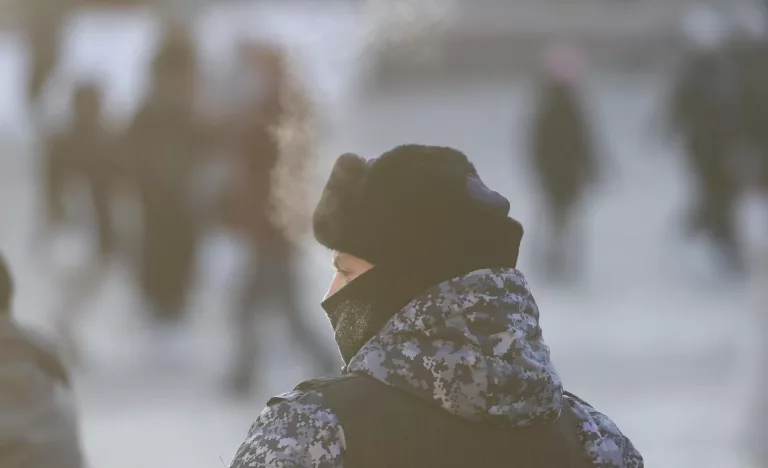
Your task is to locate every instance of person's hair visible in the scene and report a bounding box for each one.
[0,254,13,314]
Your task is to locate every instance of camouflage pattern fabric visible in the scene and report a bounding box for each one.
[230,268,643,468]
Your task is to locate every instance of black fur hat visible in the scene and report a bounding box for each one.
[313,145,523,269]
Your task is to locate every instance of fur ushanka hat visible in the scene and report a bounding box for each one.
[313,145,524,270]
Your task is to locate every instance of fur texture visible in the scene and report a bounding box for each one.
[313,145,523,268]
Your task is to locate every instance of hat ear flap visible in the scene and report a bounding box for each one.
[466,175,510,216]
[313,153,370,252]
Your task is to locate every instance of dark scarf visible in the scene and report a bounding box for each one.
[321,244,519,366]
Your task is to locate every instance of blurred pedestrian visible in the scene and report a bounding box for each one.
[123,25,208,363]
[730,11,768,195]
[667,7,744,275]
[41,82,120,366]
[36,100,79,247]
[220,40,338,396]
[0,254,85,468]
[21,0,75,108]
[527,44,599,283]
[229,145,643,468]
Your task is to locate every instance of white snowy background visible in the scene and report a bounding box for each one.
[0,2,765,468]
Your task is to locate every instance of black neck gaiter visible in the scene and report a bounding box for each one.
[321,266,430,366]
[321,251,518,366]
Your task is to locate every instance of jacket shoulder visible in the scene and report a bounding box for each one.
[230,377,357,468]
[0,323,70,385]
[0,323,83,468]
[564,393,644,468]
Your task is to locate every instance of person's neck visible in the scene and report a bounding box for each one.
[322,254,517,366]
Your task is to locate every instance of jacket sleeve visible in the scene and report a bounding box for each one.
[0,327,84,468]
[229,389,346,468]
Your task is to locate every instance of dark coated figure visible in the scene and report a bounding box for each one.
[528,45,598,283]
[668,36,744,275]
[229,144,642,468]
[124,26,207,344]
[221,40,338,396]
[40,83,119,365]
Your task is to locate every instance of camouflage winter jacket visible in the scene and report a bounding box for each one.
[229,268,643,468]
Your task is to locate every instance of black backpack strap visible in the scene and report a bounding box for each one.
[559,392,591,468]
[279,376,595,468]
[266,375,358,407]
[564,390,593,409]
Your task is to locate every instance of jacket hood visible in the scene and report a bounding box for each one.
[347,268,642,467]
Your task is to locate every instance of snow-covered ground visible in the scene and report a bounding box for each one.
[0,5,765,468]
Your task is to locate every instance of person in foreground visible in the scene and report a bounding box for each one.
[229,144,643,468]
[0,254,85,468]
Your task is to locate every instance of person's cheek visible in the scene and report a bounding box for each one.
[324,273,345,301]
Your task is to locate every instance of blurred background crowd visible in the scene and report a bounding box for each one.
[0,0,767,466]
